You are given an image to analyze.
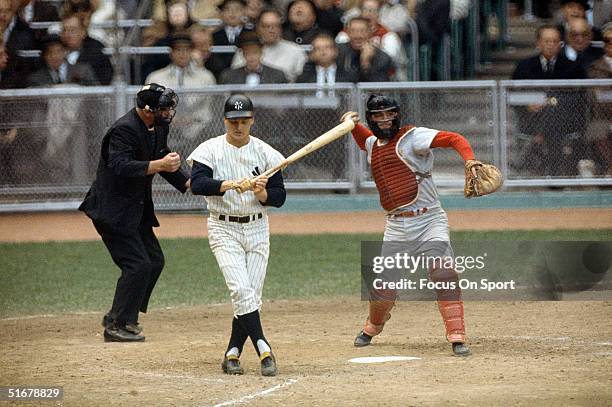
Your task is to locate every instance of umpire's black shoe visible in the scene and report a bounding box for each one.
[452,342,471,356]
[354,331,373,347]
[103,326,145,342]
[101,313,114,329]
[260,352,278,377]
[102,314,143,335]
[221,355,244,375]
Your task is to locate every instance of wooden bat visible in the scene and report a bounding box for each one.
[236,118,355,192]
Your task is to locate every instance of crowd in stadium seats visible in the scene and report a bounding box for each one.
[0,0,500,88]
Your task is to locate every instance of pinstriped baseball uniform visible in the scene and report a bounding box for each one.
[187,135,285,316]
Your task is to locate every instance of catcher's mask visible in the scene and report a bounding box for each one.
[137,83,179,124]
[366,94,400,140]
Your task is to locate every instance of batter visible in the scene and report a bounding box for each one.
[188,94,286,376]
[344,94,478,356]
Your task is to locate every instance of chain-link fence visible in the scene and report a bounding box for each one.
[1,81,611,211]
[501,79,612,186]
[357,82,499,189]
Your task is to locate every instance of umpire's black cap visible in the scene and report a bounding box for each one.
[224,94,253,119]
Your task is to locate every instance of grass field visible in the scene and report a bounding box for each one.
[1,229,610,318]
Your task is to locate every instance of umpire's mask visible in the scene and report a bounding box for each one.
[137,83,179,125]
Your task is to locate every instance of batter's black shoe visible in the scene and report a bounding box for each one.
[260,352,278,377]
[452,342,471,356]
[221,355,244,375]
[354,331,372,347]
[103,326,145,342]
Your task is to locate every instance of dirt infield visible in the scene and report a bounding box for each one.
[1,300,611,406]
[1,207,612,242]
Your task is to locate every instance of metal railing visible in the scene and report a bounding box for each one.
[1,80,611,212]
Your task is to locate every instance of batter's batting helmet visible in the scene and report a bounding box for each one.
[137,83,179,124]
[224,94,254,119]
[366,94,400,140]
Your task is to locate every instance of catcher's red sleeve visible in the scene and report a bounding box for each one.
[351,123,373,151]
[431,131,475,161]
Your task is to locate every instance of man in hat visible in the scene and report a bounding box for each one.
[146,32,217,153]
[220,30,288,85]
[79,83,190,342]
[187,93,286,376]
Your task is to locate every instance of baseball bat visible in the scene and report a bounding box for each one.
[256,118,356,179]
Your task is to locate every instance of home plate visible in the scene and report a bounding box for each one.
[348,356,421,364]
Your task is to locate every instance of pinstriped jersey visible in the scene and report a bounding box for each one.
[365,127,441,212]
[187,134,284,216]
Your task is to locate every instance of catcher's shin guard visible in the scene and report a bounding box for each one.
[363,288,396,337]
[429,267,466,343]
[438,300,466,343]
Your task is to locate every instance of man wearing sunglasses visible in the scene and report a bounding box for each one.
[80,83,190,342]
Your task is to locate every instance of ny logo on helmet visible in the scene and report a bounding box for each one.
[234,101,243,110]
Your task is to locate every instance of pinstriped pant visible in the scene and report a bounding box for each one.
[207,215,269,316]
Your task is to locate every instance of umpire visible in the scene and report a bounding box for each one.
[79,83,190,342]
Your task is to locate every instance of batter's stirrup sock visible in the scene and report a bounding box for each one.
[226,317,249,355]
[237,310,270,356]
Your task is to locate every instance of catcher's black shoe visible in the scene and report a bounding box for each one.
[103,326,145,342]
[260,352,278,377]
[452,342,471,356]
[221,355,244,375]
[354,331,372,347]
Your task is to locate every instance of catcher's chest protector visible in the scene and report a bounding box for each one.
[371,132,418,212]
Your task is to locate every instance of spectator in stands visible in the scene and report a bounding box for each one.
[145,32,216,86]
[60,11,114,84]
[190,26,226,80]
[414,0,450,46]
[28,33,98,86]
[336,16,392,82]
[283,0,320,44]
[141,0,196,82]
[563,18,604,72]
[336,0,408,80]
[587,22,611,175]
[220,30,287,84]
[512,25,586,80]
[212,0,254,75]
[143,0,196,46]
[557,0,602,40]
[152,0,223,22]
[379,0,411,36]
[146,33,216,151]
[589,22,612,78]
[232,8,307,82]
[313,0,343,37]
[0,42,8,88]
[0,0,38,88]
[511,24,589,177]
[245,0,271,28]
[297,32,356,83]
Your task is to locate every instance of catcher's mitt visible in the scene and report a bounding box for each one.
[464,159,503,198]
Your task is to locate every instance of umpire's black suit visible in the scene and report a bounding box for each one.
[79,108,188,326]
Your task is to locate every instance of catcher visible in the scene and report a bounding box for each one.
[344,94,502,356]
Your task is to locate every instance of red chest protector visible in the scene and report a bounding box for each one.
[370,126,418,212]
